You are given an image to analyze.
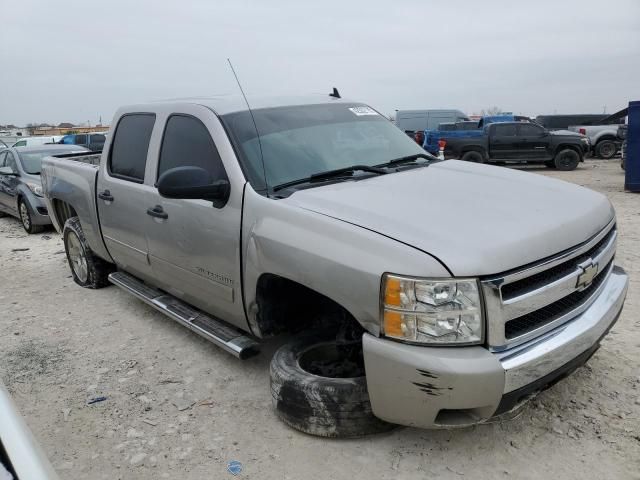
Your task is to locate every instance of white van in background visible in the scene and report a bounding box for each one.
[395,109,469,134]
[11,136,63,148]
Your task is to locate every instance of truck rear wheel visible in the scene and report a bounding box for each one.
[461,150,485,163]
[553,149,580,171]
[270,334,395,437]
[595,140,617,159]
[63,217,114,289]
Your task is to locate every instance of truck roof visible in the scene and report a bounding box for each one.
[123,94,357,116]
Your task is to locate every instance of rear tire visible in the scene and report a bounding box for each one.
[19,199,44,234]
[461,150,485,163]
[270,334,395,438]
[595,140,617,159]
[63,216,114,288]
[553,149,580,171]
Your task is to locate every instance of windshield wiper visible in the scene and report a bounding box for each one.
[376,153,436,168]
[272,165,388,192]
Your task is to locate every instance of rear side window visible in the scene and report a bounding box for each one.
[158,114,228,182]
[109,114,155,182]
[75,134,87,145]
[91,134,106,143]
[493,124,517,136]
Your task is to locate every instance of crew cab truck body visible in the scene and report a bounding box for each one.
[42,96,628,433]
[446,121,590,170]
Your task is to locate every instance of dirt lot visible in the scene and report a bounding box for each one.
[1,159,639,480]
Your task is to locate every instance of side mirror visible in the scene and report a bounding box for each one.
[0,166,17,176]
[157,166,230,207]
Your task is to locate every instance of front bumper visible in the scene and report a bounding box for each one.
[22,193,51,226]
[363,266,628,428]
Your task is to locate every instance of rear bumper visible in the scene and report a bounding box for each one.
[363,266,628,428]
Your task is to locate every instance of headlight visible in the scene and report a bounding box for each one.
[381,274,483,345]
[26,182,44,197]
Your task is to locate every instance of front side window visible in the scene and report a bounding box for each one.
[109,114,155,182]
[158,115,228,183]
[4,152,18,173]
[518,124,544,136]
[221,103,425,190]
[493,124,517,136]
[74,134,88,145]
[13,140,26,147]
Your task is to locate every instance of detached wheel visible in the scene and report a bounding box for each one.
[63,217,114,288]
[461,150,485,163]
[595,140,617,159]
[19,199,44,234]
[270,335,395,437]
[554,149,580,171]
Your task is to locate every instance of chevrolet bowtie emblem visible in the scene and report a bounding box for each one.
[576,261,598,289]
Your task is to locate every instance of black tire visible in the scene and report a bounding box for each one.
[18,199,44,234]
[461,150,485,163]
[553,149,580,171]
[595,140,617,159]
[544,160,556,169]
[270,334,395,438]
[63,216,114,288]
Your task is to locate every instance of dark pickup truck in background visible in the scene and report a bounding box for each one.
[423,115,531,155]
[446,121,591,170]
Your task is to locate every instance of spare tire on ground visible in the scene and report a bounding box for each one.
[270,334,395,437]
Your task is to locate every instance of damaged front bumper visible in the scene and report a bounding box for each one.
[362,266,628,428]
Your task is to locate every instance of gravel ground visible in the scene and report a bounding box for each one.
[1,159,639,480]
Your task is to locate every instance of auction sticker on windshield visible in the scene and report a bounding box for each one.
[349,106,379,116]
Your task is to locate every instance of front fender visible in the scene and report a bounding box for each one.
[241,186,450,336]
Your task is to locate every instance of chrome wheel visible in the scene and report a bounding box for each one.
[19,202,31,230]
[67,232,89,283]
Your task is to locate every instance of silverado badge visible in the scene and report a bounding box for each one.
[576,260,599,289]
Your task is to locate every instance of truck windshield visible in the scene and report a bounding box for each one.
[221,103,425,192]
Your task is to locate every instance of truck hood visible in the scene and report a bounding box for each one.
[285,160,614,276]
[550,129,582,136]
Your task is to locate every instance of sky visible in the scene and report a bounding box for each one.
[1,0,639,126]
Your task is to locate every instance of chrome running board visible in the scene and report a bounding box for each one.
[108,271,259,359]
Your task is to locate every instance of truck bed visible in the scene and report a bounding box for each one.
[41,152,111,261]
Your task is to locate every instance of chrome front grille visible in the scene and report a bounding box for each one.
[482,220,617,351]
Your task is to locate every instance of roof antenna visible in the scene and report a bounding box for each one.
[227,58,269,194]
[329,87,341,99]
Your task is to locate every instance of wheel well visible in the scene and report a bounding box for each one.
[52,199,77,226]
[555,144,582,158]
[460,147,487,158]
[595,135,617,144]
[254,273,364,339]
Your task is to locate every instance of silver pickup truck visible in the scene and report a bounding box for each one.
[41,95,628,437]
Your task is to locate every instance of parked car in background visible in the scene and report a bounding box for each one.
[446,121,590,170]
[11,136,63,148]
[0,381,59,480]
[41,95,627,436]
[569,124,623,159]
[618,124,627,169]
[58,132,107,152]
[535,114,609,131]
[0,145,88,233]
[423,115,532,155]
[395,109,469,135]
